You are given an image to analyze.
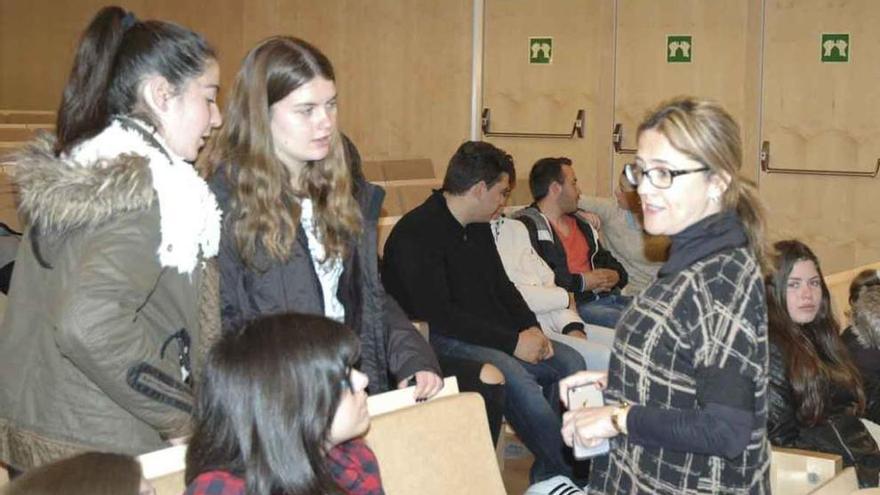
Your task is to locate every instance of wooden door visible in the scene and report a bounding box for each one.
[612,0,761,191]
[761,0,880,273]
[481,0,614,199]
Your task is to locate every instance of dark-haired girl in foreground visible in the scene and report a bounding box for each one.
[0,6,221,471]
[766,240,880,487]
[185,313,383,495]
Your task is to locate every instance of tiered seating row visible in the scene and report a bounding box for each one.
[0,112,53,232]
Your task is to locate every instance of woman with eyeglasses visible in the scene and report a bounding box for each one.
[559,97,770,493]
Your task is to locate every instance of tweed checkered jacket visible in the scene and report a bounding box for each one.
[589,246,770,494]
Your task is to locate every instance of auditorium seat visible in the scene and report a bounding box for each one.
[365,392,505,495]
[0,124,53,142]
[0,110,54,125]
[771,446,850,494]
[137,444,187,495]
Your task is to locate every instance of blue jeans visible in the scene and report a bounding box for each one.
[430,333,586,484]
[577,293,632,329]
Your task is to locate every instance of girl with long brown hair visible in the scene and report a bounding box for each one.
[208,36,509,444]
[766,239,880,487]
[209,34,453,389]
[208,36,443,395]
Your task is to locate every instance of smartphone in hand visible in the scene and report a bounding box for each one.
[567,382,610,459]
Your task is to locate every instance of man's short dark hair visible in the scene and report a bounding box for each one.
[529,157,572,201]
[442,141,516,195]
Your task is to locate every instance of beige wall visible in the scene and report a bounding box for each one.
[0,0,245,111]
[482,0,614,197]
[759,0,880,274]
[0,0,470,178]
[2,0,880,273]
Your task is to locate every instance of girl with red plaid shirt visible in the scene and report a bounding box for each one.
[184,313,384,495]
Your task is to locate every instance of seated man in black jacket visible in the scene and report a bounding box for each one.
[382,141,587,494]
[515,157,630,328]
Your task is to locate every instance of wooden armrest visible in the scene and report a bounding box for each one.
[771,446,843,495]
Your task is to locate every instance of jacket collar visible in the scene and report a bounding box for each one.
[427,190,467,235]
[11,117,220,274]
[658,211,748,277]
[518,203,599,251]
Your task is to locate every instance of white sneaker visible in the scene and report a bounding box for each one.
[523,475,586,495]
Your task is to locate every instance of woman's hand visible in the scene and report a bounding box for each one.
[561,405,621,448]
[399,370,444,400]
[559,371,608,409]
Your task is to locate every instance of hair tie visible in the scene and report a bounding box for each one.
[121,11,138,32]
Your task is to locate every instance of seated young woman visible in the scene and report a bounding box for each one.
[184,313,383,495]
[766,240,880,487]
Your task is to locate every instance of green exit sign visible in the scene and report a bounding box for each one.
[529,37,553,64]
[821,33,850,62]
[667,35,692,63]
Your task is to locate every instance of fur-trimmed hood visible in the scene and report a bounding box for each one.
[9,117,220,275]
[9,132,155,238]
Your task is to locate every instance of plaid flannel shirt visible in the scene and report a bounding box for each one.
[185,439,383,495]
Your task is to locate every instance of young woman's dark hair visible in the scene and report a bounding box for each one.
[185,313,361,495]
[766,239,865,425]
[55,5,215,156]
[4,452,144,495]
[441,141,516,195]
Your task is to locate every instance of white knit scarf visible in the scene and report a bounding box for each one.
[68,117,221,275]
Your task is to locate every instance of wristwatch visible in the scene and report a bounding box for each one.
[610,402,631,435]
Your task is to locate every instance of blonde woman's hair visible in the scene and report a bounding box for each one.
[637,97,768,272]
[207,36,361,268]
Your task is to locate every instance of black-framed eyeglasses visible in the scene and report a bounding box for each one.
[623,162,710,190]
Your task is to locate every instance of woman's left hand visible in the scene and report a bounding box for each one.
[399,371,444,400]
[561,405,620,448]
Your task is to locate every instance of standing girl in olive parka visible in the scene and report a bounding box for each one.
[0,6,222,472]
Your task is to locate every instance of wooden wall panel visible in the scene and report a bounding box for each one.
[1,0,878,275]
[242,0,473,181]
[0,0,469,182]
[761,0,880,274]
[481,0,614,196]
[0,0,245,111]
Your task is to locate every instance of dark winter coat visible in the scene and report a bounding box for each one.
[211,142,439,393]
[768,340,880,487]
